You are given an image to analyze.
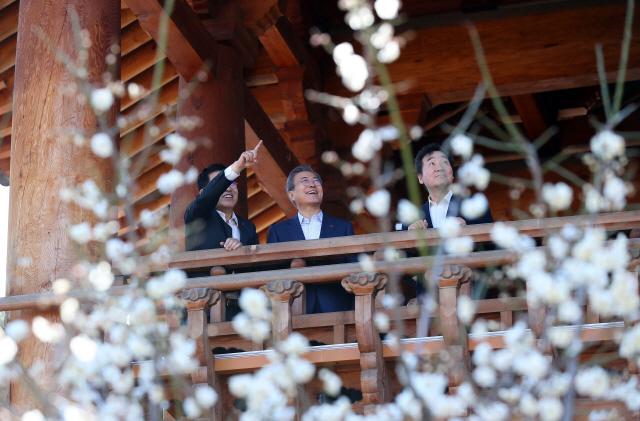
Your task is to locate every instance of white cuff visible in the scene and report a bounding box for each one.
[224,166,240,181]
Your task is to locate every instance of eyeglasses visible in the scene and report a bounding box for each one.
[296,177,322,187]
[229,182,237,188]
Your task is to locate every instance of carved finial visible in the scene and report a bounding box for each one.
[426,265,472,289]
[260,280,304,303]
[179,287,221,311]
[341,272,388,296]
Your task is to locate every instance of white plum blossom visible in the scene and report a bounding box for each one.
[165,133,188,152]
[195,385,218,408]
[366,189,391,217]
[549,329,573,348]
[318,368,343,396]
[445,236,474,254]
[491,222,520,250]
[575,366,610,398]
[5,320,29,342]
[374,312,390,332]
[337,53,368,92]
[184,166,199,184]
[512,351,549,380]
[346,5,375,30]
[160,148,181,165]
[585,188,605,213]
[358,253,376,272]
[538,397,563,421]
[370,23,394,48]
[279,332,309,356]
[157,169,185,194]
[69,334,98,362]
[127,82,141,99]
[106,238,134,261]
[374,0,401,19]
[473,342,493,366]
[0,336,18,365]
[397,199,422,225]
[461,193,489,220]
[342,103,360,125]
[183,397,201,418]
[558,300,582,323]
[476,402,509,421]
[520,394,538,417]
[377,40,400,63]
[69,222,92,244]
[450,134,473,160]
[603,176,628,210]
[238,288,270,319]
[438,217,462,238]
[352,129,382,162]
[90,88,114,112]
[457,155,490,190]
[457,295,476,325]
[590,130,625,161]
[21,410,45,421]
[548,235,569,260]
[90,133,114,158]
[542,182,573,211]
[32,316,65,343]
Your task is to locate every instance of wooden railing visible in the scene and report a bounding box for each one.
[1,211,640,419]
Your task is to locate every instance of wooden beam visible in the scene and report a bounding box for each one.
[511,94,547,140]
[248,190,276,219]
[251,203,286,233]
[134,162,172,202]
[203,2,259,68]
[0,67,13,115]
[258,13,303,68]
[244,117,298,219]
[121,40,166,82]
[121,114,175,159]
[121,58,179,111]
[121,8,138,28]
[119,81,178,135]
[0,134,9,159]
[119,192,170,219]
[125,0,218,81]
[0,0,18,44]
[121,20,153,56]
[0,33,16,75]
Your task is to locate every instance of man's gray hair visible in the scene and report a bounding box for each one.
[285,165,322,207]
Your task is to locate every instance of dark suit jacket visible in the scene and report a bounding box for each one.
[184,171,259,253]
[267,214,357,314]
[419,194,494,228]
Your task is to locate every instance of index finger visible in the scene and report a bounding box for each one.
[253,140,263,154]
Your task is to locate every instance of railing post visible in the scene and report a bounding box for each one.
[342,272,389,414]
[434,265,472,392]
[260,280,304,342]
[181,288,223,421]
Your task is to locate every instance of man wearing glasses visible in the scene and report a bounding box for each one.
[267,164,357,313]
[184,141,262,252]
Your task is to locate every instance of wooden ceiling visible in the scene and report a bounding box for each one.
[0,0,639,245]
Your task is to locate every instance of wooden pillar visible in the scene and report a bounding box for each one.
[181,288,223,421]
[6,0,118,409]
[260,280,304,342]
[341,272,389,414]
[169,44,246,252]
[435,265,472,391]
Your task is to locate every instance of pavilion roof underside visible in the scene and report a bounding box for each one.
[0,0,639,246]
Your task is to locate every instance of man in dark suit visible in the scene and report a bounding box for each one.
[408,143,493,230]
[267,165,357,314]
[184,141,263,253]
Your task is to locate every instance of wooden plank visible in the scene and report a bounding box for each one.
[121,20,153,56]
[125,0,218,81]
[248,190,276,219]
[169,210,640,270]
[258,15,302,68]
[0,66,14,115]
[119,193,170,220]
[511,94,547,140]
[0,0,18,44]
[123,72,179,113]
[134,162,172,202]
[121,8,138,28]
[120,114,175,159]
[0,33,16,75]
[251,204,286,234]
[121,40,166,82]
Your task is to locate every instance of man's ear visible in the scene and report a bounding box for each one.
[288,190,295,203]
[417,173,424,185]
[199,189,203,195]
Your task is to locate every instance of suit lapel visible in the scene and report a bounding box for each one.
[215,211,233,239]
[238,218,249,244]
[421,203,433,229]
[320,215,337,239]
[285,217,305,241]
[447,195,461,219]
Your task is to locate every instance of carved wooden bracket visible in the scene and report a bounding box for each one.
[433,266,472,389]
[260,280,304,342]
[204,3,259,68]
[181,287,224,421]
[180,287,221,311]
[341,272,388,297]
[260,279,304,304]
[342,272,389,413]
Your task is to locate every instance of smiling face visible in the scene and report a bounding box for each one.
[288,171,323,208]
[417,151,454,192]
[207,170,238,213]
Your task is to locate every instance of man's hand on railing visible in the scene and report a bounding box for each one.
[408,219,428,230]
[220,238,242,251]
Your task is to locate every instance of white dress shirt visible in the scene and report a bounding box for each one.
[428,190,453,229]
[298,211,323,240]
[217,166,241,240]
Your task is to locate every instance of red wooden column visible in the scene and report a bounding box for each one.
[6,0,119,409]
[169,44,246,252]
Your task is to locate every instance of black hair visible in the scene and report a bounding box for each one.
[197,163,226,191]
[414,143,454,176]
